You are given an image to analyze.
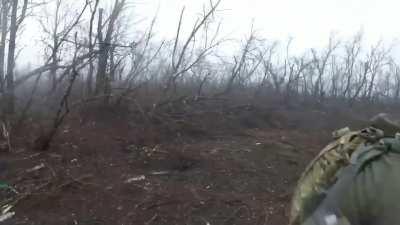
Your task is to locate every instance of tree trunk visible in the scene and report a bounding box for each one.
[95,0,125,99]
[87,0,99,96]
[109,45,115,81]
[49,0,61,92]
[95,8,104,94]
[0,0,8,93]
[367,71,376,101]
[5,0,18,115]
[50,38,58,92]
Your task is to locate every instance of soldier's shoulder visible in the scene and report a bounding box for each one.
[351,137,400,173]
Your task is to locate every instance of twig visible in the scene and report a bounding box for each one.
[3,174,93,214]
[145,214,158,225]
[145,200,181,210]
[55,174,94,190]
[5,180,53,210]
[46,164,57,178]
[222,205,251,225]
[25,163,45,173]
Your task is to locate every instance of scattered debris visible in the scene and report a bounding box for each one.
[105,185,113,190]
[48,153,62,159]
[63,128,70,133]
[210,148,221,154]
[26,163,45,173]
[0,211,15,222]
[1,204,13,214]
[125,175,146,183]
[0,108,326,225]
[21,153,41,160]
[149,171,170,175]
[145,213,158,225]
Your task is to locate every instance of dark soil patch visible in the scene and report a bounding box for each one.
[0,107,345,225]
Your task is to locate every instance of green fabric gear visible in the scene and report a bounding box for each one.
[302,137,400,225]
[290,129,367,225]
[0,182,10,190]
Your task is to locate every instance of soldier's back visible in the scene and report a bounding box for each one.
[304,137,400,225]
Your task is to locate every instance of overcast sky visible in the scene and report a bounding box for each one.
[136,0,400,50]
[20,0,400,66]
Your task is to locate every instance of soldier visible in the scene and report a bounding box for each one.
[296,114,400,225]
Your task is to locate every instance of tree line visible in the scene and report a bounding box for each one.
[0,0,399,127]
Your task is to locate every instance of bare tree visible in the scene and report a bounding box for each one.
[115,17,164,104]
[341,32,362,99]
[220,29,256,95]
[284,56,311,102]
[86,0,99,96]
[5,0,28,115]
[348,61,369,106]
[0,0,9,92]
[150,0,223,112]
[310,35,339,101]
[253,42,277,98]
[37,0,90,93]
[364,42,391,101]
[95,0,126,99]
[391,60,400,101]
[34,32,84,151]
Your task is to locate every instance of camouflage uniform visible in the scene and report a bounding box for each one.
[302,137,400,225]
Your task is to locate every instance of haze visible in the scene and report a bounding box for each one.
[19,0,400,66]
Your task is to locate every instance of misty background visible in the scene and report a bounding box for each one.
[19,0,400,68]
[0,0,399,148]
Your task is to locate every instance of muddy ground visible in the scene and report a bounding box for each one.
[0,105,370,225]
